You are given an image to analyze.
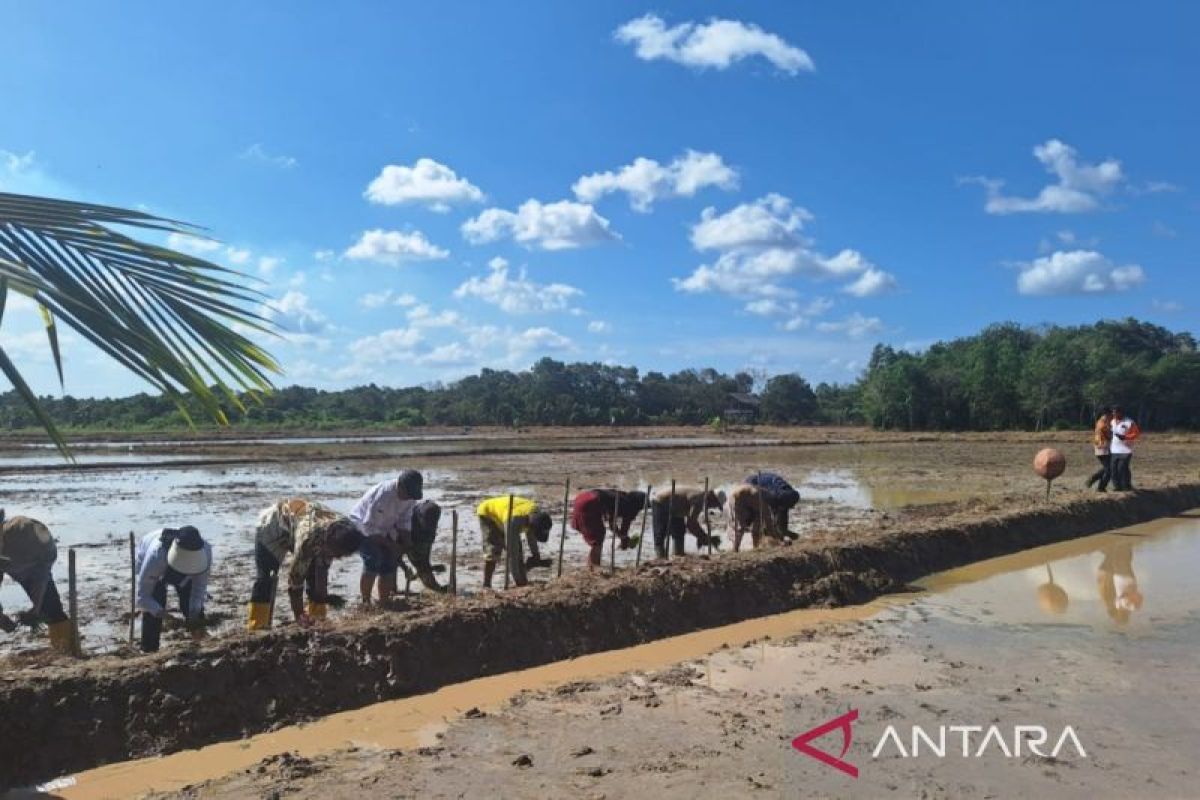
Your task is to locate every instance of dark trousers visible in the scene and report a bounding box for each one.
[764,488,800,534]
[252,543,323,605]
[651,501,686,558]
[1088,454,1112,491]
[1110,454,1133,491]
[1,571,68,624]
[141,578,192,653]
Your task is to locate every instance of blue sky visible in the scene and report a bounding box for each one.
[1,2,1195,398]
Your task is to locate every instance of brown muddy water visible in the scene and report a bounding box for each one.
[36,510,1200,799]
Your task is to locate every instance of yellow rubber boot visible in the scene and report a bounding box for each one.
[247,602,272,631]
[47,620,75,655]
[305,601,328,620]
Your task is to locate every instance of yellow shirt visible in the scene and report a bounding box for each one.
[477,496,538,526]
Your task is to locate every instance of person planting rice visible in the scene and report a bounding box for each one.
[0,510,75,654]
[745,471,801,540]
[650,487,722,559]
[476,495,553,588]
[571,489,647,570]
[248,499,365,630]
[351,470,424,604]
[135,525,211,653]
[401,499,447,593]
[727,483,787,551]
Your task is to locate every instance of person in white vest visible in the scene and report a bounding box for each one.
[1108,405,1141,492]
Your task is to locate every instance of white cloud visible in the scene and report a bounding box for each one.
[573,150,737,211]
[1016,250,1145,296]
[842,267,898,297]
[614,14,814,74]
[359,290,418,309]
[239,143,297,169]
[261,290,329,335]
[816,313,884,339]
[166,232,221,254]
[462,199,618,251]
[313,249,336,262]
[690,193,810,251]
[345,229,450,264]
[453,256,583,313]
[364,157,484,211]
[406,304,464,329]
[967,139,1123,215]
[1152,299,1183,313]
[511,326,573,352]
[674,195,897,300]
[415,342,473,366]
[257,256,283,277]
[587,320,611,334]
[346,326,425,365]
[225,247,251,265]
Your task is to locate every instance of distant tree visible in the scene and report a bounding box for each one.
[761,374,818,424]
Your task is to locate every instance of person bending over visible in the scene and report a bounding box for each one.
[572,489,647,569]
[135,526,211,653]
[249,498,364,629]
[0,512,74,654]
[477,495,553,588]
[351,470,423,604]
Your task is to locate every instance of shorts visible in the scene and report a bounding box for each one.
[571,491,607,547]
[480,516,506,563]
[359,535,401,577]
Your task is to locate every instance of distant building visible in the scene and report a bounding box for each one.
[724,392,761,427]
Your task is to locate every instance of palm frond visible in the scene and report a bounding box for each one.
[0,191,282,456]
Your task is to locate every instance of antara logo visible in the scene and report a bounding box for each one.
[793,709,1087,777]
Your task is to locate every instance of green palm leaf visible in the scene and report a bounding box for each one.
[0,191,281,457]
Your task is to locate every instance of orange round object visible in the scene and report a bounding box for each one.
[1033,448,1067,480]
[1037,582,1069,614]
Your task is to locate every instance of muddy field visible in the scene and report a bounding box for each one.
[2,428,1197,655]
[2,479,1198,789]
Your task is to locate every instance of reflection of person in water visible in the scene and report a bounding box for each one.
[1097,543,1144,625]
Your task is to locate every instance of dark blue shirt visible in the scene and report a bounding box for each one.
[746,472,793,494]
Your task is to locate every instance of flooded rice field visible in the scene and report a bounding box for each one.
[1,430,1195,655]
[49,510,1200,799]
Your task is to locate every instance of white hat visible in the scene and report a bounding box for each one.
[166,531,210,576]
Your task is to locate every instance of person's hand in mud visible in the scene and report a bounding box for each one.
[0,611,17,634]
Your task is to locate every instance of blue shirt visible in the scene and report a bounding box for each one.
[746,472,794,495]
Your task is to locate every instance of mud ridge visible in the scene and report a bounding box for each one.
[2,484,1197,787]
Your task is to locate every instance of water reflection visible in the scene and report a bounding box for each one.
[919,512,1200,631]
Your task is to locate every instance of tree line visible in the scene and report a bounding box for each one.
[0,318,1195,433]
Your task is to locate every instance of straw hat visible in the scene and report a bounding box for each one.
[166,527,210,575]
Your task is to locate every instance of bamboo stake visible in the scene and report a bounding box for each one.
[504,494,515,590]
[756,470,767,547]
[68,547,81,657]
[665,480,676,558]
[450,510,458,596]
[634,484,651,568]
[128,532,136,646]
[610,490,619,574]
[556,478,571,578]
[702,477,712,556]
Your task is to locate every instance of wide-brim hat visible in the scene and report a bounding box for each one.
[167,539,210,575]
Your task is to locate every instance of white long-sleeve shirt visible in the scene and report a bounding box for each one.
[350,479,416,543]
[135,530,211,618]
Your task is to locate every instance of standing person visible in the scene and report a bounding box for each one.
[746,472,801,540]
[1086,410,1113,491]
[248,499,365,630]
[135,526,211,653]
[0,512,74,653]
[572,489,646,570]
[650,487,722,559]
[476,496,553,588]
[1108,406,1141,491]
[351,470,423,605]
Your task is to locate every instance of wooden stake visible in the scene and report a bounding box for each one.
[128,531,136,646]
[665,480,677,558]
[702,477,713,556]
[610,490,619,574]
[68,547,81,657]
[556,478,571,578]
[635,484,651,568]
[450,510,458,596]
[756,470,767,546]
[504,494,514,590]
